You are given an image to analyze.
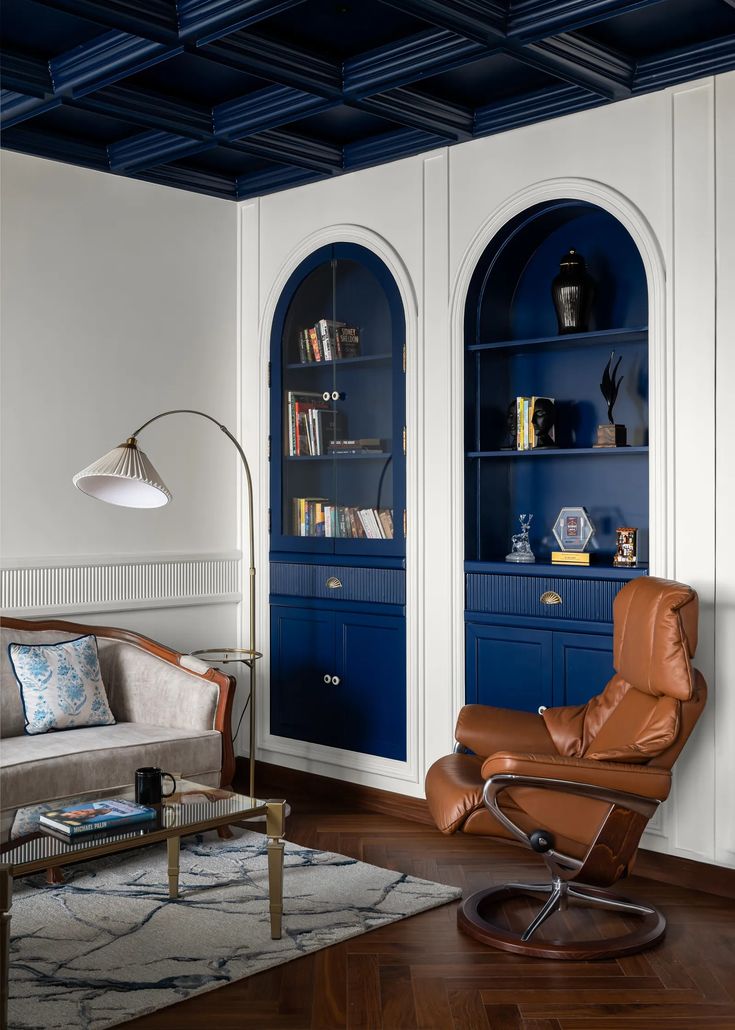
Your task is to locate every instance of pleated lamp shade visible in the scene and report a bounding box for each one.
[73,440,171,508]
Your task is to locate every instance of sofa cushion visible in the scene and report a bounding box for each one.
[8,635,115,735]
[2,628,92,739]
[0,722,222,809]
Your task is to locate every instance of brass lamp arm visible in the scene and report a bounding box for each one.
[130,408,257,796]
[130,409,255,613]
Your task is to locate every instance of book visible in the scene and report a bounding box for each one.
[308,326,321,362]
[40,797,156,837]
[336,326,360,358]
[378,509,394,539]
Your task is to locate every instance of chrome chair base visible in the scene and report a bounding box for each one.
[458,879,666,960]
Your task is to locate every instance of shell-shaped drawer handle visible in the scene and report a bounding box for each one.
[540,591,563,606]
[326,576,343,589]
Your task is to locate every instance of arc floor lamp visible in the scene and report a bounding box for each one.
[73,409,260,798]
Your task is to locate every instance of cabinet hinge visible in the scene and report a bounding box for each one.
[402,344,406,373]
[267,361,271,387]
[403,508,407,538]
[267,435,271,461]
[268,508,272,534]
[402,425,407,456]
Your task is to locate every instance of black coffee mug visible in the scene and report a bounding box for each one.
[135,767,176,805]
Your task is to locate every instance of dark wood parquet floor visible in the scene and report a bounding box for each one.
[125,784,735,1030]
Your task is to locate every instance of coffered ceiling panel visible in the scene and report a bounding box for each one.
[1,0,734,200]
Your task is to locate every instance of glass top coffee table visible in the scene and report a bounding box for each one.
[0,781,286,1026]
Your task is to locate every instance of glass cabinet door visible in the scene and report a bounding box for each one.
[272,243,405,557]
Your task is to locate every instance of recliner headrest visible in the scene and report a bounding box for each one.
[613,576,698,701]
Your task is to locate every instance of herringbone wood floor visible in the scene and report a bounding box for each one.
[125,785,735,1030]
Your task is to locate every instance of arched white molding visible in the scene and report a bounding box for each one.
[447,178,670,722]
[255,223,422,788]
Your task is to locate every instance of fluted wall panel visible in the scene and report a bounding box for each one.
[1,556,242,614]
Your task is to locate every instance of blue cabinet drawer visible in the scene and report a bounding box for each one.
[271,562,405,605]
[466,572,626,623]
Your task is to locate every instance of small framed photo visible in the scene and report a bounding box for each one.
[553,506,595,552]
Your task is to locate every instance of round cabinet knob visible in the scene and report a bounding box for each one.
[540,591,563,606]
[323,673,331,684]
[331,390,340,401]
[538,705,548,715]
[332,676,341,686]
[322,391,330,402]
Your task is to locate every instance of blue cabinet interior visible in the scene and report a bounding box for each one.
[270,243,407,761]
[465,200,649,712]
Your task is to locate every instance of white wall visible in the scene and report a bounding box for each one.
[248,72,735,868]
[0,154,244,724]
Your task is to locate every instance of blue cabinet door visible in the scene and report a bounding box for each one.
[466,622,552,712]
[270,604,406,759]
[270,605,335,744]
[552,631,615,707]
[335,612,406,760]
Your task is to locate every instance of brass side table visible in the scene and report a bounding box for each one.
[191,647,262,798]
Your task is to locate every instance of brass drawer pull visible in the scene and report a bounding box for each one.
[326,576,343,589]
[540,591,562,606]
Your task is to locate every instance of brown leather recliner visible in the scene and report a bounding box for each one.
[425,576,707,959]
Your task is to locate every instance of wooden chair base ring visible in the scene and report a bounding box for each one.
[458,883,667,960]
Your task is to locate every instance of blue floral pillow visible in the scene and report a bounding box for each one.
[8,635,116,735]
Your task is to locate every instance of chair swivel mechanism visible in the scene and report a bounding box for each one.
[425,577,707,960]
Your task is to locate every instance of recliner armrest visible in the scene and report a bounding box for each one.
[480,751,672,803]
[455,706,555,758]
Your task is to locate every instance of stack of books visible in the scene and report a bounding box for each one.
[40,797,157,838]
[328,438,386,455]
[286,391,347,456]
[291,500,393,539]
[296,319,360,363]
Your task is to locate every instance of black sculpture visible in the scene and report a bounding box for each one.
[600,351,623,424]
[596,351,627,447]
[531,397,557,449]
[500,401,517,450]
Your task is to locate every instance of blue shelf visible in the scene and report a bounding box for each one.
[467,446,648,458]
[285,452,392,461]
[465,560,649,580]
[286,353,392,370]
[468,327,648,354]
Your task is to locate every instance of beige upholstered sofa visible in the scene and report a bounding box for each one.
[0,617,235,823]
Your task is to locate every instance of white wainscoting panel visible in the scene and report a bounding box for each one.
[1,553,242,616]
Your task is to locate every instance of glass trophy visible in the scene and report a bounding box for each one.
[505,514,535,563]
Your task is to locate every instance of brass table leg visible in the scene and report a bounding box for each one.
[167,836,180,900]
[265,800,286,940]
[1,865,12,1030]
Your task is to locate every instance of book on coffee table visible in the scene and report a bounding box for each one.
[40,797,156,837]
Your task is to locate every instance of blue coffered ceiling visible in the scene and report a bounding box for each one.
[1,0,734,201]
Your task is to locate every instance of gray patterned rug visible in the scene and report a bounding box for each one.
[8,828,461,1029]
